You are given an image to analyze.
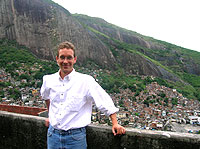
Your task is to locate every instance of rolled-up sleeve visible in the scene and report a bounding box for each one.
[40,75,50,100]
[88,77,119,116]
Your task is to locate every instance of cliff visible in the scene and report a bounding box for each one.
[74,14,200,77]
[0,0,116,68]
[0,0,199,81]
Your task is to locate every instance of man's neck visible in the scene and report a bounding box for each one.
[59,69,73,79]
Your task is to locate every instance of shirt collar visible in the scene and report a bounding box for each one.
[58,69,76,81]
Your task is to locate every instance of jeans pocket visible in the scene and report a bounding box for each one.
[47,131,52,137]
[72,131,86,141]
[47,127,53,137]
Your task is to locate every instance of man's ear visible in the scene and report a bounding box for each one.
[56,56,59,66]
[74,56,77,63]
[56,55,59,62]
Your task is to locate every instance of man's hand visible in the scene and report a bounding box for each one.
[44,100,50,127]
[45,118,49,127]
[110,113,126,135]
[112,123,126,136]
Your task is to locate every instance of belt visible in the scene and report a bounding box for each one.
[50,125,86,135]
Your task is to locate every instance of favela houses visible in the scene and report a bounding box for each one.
[0,0,200,148]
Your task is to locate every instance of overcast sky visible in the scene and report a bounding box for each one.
[52,0,200,53]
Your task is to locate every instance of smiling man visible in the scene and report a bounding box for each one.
[56,43,77,78]
[40,41,125,149]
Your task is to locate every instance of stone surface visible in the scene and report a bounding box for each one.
[0,0,116,69]
[0,111,200,149]
[0,0,199,79]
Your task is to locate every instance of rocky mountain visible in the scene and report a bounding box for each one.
[0,0,116,68]
[0,0,200,83]
[74,14,164,50]
[74,14,200,76]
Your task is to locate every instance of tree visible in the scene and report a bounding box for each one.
[13,89,21,99]
[0,82,6,87]
[36,82,43,88]
[19,74,31,81]
[144,76,153,85]
[34,72,45,80]
[118,100,124,107]
[144,100,149,106]
[159,92,166,98]
[164,98,168,104]
[172,98,178,105]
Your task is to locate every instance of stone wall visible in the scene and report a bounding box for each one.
[0,111,47,149]
[0,111,200,149]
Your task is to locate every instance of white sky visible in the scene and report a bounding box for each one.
[52,0,200,52]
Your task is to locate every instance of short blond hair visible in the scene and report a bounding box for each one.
[57,41,76,57]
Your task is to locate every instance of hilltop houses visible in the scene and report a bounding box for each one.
[1,67,200,134]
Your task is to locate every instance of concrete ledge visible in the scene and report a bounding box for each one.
[0,111,200,149]
[87,124,200,149]
[0,111,47,149]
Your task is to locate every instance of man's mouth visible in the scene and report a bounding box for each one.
[62,65,70,69]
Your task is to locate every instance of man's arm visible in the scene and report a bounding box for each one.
[45,99,50,127]
[110,113,126,135]
[45,99,50,111]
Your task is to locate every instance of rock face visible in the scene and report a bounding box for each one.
[74,15,200,77]
[0,0,116,68]
[74,15,165,50]
[1,0,53,59]
[0,0,198,80]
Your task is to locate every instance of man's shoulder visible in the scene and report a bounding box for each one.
[75,71,94,80]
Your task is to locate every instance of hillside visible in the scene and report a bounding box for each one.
[1,39,200,132]
[73,14,200,76]
[0,0,116,68]
[0,0,199,100]
[73,14,200,75]
[0,39,199,103]
[73,14,200,100]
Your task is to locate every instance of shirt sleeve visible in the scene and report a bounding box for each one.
[40,75,50,100]
[88,77,119,116]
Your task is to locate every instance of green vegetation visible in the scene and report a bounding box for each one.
[100,73,142,93]
[0,39,59,101]
[0,38,199,101]
[76,15,200,101]
[171,98,178,105]
[180,73,200,88]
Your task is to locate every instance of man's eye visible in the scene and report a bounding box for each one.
[67,56,73,60]
[59,55,73,60]
[60,56,65,59]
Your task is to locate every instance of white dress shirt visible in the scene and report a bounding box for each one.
[40,69,119,131]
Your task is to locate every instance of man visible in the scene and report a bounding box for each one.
[40,41,126,149]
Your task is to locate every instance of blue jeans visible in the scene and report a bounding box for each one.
[47,125,87,149]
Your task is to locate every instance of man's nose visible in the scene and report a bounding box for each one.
[63,58,69,63]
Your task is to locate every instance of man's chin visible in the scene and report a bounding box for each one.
[62,69,72,74]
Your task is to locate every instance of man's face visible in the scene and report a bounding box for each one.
[56,48,77,76]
